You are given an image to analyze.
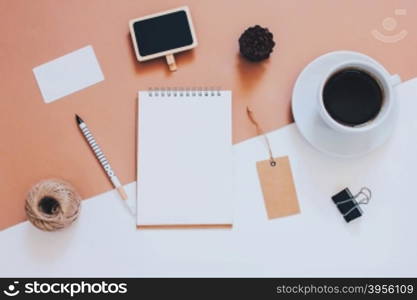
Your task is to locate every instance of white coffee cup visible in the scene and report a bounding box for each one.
[318,60,401,134]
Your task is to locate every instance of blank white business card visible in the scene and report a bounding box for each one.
[33,45,104,103]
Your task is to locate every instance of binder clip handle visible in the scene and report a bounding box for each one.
[354,187,372,205]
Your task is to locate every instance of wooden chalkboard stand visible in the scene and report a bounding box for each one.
[165,54,177,71]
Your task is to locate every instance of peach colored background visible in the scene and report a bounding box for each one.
[0,0,416,230]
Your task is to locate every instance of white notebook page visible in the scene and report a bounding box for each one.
[137,90,233,226]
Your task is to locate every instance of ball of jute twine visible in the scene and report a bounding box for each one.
[25,179,81,231]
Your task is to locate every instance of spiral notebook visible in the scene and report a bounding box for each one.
[137,89,233,228]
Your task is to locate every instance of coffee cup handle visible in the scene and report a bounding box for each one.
[390,74,401,86]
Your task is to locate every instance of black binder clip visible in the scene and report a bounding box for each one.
[331,187,372,223]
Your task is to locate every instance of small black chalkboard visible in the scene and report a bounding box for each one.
[129,6,198,71]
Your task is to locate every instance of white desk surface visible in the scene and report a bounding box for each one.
[1,79,417,277]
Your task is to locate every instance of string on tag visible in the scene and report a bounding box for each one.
[246,107,276,166]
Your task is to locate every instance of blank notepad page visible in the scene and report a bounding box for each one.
[137,90,233,227]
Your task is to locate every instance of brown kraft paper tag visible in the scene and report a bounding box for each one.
[256,156,300,219]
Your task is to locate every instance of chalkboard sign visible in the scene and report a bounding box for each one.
[129,6,198,71]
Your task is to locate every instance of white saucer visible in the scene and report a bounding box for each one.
[292,51,398,158]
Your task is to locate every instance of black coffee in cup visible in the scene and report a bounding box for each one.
[323,68,383,126]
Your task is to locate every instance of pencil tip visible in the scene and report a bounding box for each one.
[75,114,83,125]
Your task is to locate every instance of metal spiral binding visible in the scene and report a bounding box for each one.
[148,87,222,97]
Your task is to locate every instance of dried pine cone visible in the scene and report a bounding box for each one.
[239,25,276,62]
